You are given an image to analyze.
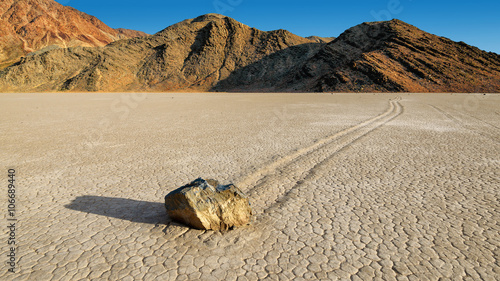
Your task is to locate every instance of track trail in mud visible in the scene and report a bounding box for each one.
[238,98,403,213]
[170,98,404,249]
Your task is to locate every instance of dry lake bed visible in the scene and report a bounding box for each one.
[1,92,499,280]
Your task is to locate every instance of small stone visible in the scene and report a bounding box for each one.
[164,178,252,231]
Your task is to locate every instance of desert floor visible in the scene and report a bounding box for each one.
[1,92,499,280]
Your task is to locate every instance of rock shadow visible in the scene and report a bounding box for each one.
[65,195,168,225]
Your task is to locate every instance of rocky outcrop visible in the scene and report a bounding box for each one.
[164,178,252,231]
[0,0,147,68]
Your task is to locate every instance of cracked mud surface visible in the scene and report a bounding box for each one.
[1,92,499,280]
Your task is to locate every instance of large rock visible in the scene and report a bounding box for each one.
[164,178,252,231]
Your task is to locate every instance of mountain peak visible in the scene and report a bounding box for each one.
[194,13,227,21]
[279,19,500,92]
[0,0,147,68]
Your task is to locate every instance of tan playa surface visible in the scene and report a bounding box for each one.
[1,92,499,280]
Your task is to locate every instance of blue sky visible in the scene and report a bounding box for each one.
[55,0,500,54]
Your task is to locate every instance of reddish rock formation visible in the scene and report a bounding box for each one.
[115,28,149,39]
[0,0,147,68]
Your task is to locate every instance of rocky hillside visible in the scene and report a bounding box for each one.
[115,28,149,39]
[238,19,499,93]
[1,15,499,93]
[306,36,335,44]
[0,0,147,68]
[0,14,318,92]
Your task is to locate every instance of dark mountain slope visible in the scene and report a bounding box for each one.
[285,20,500,92]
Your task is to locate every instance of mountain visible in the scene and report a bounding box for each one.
[217,19,500,92]
[0,13,319,92]
[115,28,149,39]
[0,0,148,69]
[306,36,335,44]
[295,20,500,92]
[1,15,499,93]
